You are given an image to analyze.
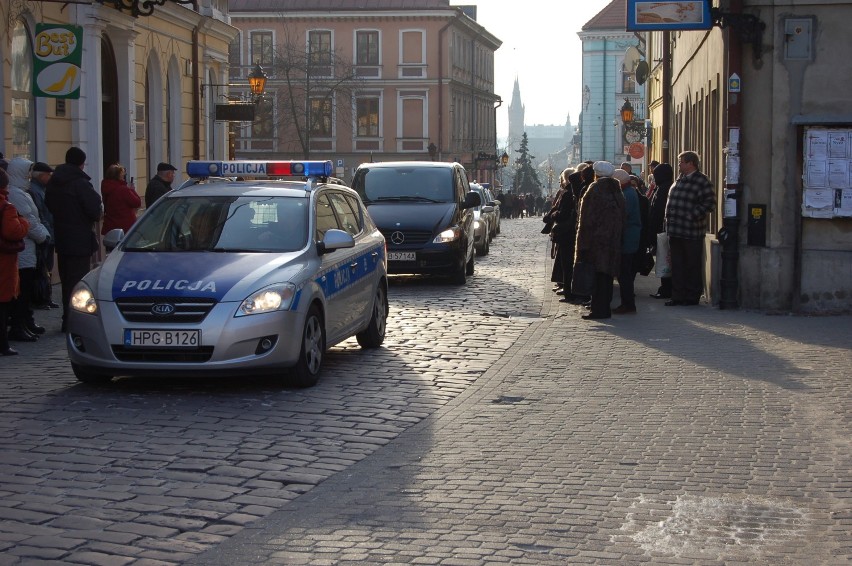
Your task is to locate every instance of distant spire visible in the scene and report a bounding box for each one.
[508,76,525,149]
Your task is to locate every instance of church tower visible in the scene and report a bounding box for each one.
[507,77,524,158]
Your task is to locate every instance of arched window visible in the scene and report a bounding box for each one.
[10,20,34,159]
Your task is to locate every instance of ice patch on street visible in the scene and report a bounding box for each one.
[617,493,809,559]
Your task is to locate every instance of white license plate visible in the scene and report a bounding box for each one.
[124,329,201,348]
[388,251,416,261]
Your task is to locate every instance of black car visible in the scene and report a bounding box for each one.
[352,161,481,284]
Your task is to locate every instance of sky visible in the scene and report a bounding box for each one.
[467,0,616,143]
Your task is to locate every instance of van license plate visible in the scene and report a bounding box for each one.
[124,329,201,348]
[388,252,416,261]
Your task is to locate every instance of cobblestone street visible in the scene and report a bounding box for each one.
[1,217,850,565]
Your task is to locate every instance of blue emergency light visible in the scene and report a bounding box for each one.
[186,160,333,178]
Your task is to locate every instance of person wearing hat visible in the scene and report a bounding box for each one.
[145,162,177,209]
[573,160,625,320]
[45,146,103,333]
[5,158,51,340]
[28,162,59,310]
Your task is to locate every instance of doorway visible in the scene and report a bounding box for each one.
[101,37,119,174]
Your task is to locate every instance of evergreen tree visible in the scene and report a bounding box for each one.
[511,133,543,195]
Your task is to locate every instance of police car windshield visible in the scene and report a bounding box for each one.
[122,196,309,252]
[352,167,454,204]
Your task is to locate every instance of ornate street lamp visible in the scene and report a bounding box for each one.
[501,152,509,167]
[620,98,635,124]
[247,64,268,100]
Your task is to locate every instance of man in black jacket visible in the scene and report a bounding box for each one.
[144,162,177,209]
[45,147,102,332]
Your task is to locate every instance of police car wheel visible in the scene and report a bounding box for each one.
[71,363,113,385]
[291,306,325,388]
[356,284,387,349]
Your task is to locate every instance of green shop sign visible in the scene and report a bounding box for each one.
[33,24,83,99]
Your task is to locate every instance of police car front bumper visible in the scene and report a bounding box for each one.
[66,300,306,377]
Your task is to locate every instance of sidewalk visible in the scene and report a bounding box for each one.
[191,221,852,565]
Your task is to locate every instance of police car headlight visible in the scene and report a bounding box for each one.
[433,227,461,244]
[70,282,98,314]
[236,283,296,316]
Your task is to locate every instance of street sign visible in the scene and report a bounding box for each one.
[214,103,255,122]
[729,73,741,93]
[628,142,645,159]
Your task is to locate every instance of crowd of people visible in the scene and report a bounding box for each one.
[543,151,715,320]
[494,191,547,219]
[0,147,176,356]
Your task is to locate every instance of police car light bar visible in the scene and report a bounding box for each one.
[186,160,333,178]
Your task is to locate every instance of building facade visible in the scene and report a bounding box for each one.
[643,0,852,312]
[578,0,643,167]
[1,0,235,205]
[227,0,501,185]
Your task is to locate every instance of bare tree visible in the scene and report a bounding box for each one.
[266,25,364,159]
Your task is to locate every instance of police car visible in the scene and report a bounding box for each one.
[67,160,388,387]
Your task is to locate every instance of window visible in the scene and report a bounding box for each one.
[356,97,379,137]
[251,31,273,67]
[315,194,338,240]
[328,192,360,237]
[308,30,332,66]
[229,34,241,68]
[356,31,379,65]
[622,64,636,94]
[253,99,273,139]
[310,98,333,136]
[10,20,33,159]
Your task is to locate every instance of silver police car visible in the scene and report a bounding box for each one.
[67,160,388,387]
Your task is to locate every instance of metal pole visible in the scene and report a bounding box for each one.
[719,1,743,310]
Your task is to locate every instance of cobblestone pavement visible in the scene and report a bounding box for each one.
[2,217,850,565]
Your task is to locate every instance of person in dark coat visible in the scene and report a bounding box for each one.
[0,168,30,355]
[574,161,625,320]
[45,147,103,332]
[551,169,583,303]
[543,177,569,291]
[646,163,674,299]
[144,162,177,209]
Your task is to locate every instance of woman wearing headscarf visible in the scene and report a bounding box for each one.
[646,163,674,299]
[5,157,50,340]
[0,168,31,355]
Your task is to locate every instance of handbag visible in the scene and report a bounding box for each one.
[655,232,672,277]
[0,203,26,254]
[570,260,595,296]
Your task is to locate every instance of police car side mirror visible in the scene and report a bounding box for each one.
[463,191,482,210]
[317,228,355,255]
[103,228,125,252]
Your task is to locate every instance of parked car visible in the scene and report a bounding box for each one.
[469,182,495,256]
[483,185,501,237]
[351,161,481,284]
[66,160,388,388]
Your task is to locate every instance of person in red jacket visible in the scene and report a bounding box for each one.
[101,163,141,235]
[1,168,31,356]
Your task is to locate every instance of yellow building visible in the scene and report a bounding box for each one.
[1,0,236,201]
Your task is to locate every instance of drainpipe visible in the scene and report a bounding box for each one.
[437,13,461,160]
[192,4,201,160]
[661,31,671,164]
